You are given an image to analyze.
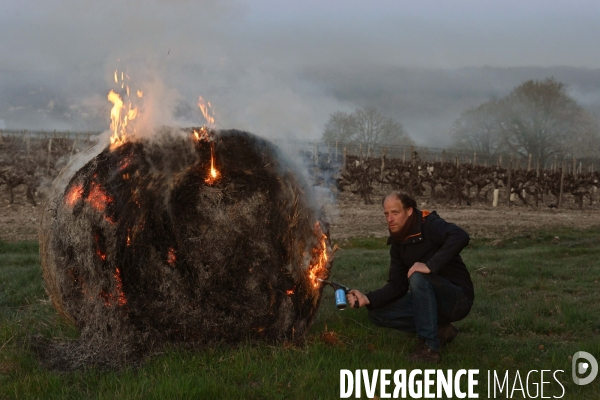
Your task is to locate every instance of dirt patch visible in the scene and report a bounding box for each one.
[325,191,600,242]
[0,186,41,242]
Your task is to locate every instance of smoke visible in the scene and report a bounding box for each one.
[2,1,600,145]
[4,0,600,246]
[106,62,184,141]
[0,0,349,141]
[44,133,110,205]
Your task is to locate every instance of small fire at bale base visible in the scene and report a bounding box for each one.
[39,128,333,368]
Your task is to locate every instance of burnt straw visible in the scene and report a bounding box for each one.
[38,128,332,369]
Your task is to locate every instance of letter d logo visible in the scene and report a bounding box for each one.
[572,351,598,385]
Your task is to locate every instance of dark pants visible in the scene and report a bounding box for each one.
[368,272,472,351]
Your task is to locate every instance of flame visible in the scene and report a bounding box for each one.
[65,175,114,217]
[193,98,220,185]
[94,233,107,261]
[87,182,112,212]
[108,69,141,150]
[167,247,176,266]
[114,267,127,306]
[98,268,127,307]
[119,156,131,171]
[198,96,215,126]
[99,290,112,306]
[65,184,84,207]
[204,142,221,185]
[193,127,210,142]
[81,181,115,224]
[96,250,107,261]
[286,289,295,296]
[108,90,125,148]
[307,221,330,288]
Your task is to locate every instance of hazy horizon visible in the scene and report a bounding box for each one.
[2,0,600,146]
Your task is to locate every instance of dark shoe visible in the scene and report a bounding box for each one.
[415,337,426,352]
[408,345,441,363]
[438,323,459,347]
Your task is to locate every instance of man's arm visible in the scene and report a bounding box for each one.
[424,217,470,274]
[361,246,409,309]
[407,262,430,278]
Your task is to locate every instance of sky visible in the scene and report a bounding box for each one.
[1,0,600,144]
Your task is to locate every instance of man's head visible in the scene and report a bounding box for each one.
[383,192,417,234]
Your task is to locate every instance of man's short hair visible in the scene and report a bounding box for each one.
[383,191,417,210]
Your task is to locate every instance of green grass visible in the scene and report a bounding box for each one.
[1,228,600,399]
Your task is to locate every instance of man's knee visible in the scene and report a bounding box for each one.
[408,272,432,292]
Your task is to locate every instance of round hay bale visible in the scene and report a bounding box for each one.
[39,128,332,367]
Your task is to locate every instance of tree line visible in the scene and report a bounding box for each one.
[321,78,600,166]
[451,78,600,166]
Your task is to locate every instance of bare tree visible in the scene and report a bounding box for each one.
[322,111,354,143]
[562,110,600,159]
[322,107,413,148]
[451,100,505,157]
[452,78,600,165]
[499,78,597,165]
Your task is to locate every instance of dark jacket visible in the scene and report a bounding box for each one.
[366,209,474,309]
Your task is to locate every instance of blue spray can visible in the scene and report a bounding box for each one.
[319,279,358,310]
[334,288,347,309]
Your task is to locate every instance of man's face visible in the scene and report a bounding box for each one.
[383,196,413,234]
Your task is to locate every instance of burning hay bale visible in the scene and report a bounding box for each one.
[38,128,332,368]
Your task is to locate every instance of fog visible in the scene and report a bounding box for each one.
[2,0,600,146]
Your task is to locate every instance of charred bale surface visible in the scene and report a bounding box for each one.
[39,129,332,368]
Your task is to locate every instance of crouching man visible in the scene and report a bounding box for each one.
[347,192,474,363]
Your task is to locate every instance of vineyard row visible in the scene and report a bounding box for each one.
[1,132,599,210]
[308,150,599,209]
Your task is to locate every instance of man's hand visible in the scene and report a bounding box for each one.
[347,289,370,308]
[407,262,431,278]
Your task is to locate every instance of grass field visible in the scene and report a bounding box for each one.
[1,228,600,399]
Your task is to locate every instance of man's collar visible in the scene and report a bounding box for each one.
[387,209,429,245]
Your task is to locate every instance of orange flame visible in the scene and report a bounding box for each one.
[94,233,107,261]
[198,96,215,126]
[193,127,210,142]
[99,290,112,306]
[114,267,127,306]
[167,247,176,266]
[99,268,128,307]
[119,156,131,171]
[108,69,141,150]
[87,182,112,212]
[192,101,220,185]
[204,142,221,185]
[108,90,126,148]
[65,184,84,207]
[307,221,330,288]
